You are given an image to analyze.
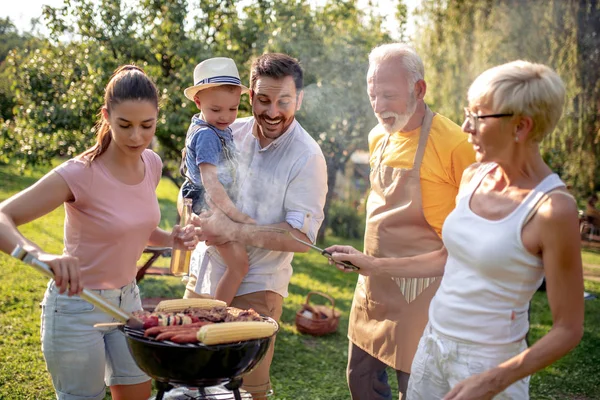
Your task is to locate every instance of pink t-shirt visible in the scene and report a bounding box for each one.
[54,149,162,289]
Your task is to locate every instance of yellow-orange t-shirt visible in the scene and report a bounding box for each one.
[368,113,476,236]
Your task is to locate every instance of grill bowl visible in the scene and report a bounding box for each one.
[122,317,278,387]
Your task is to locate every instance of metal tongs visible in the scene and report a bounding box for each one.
[11,245,144,329]
[288,232,360,271]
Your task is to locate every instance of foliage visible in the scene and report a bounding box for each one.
[0,17,42,122]
[413,0,600,201]
[0,1,402,238]
[1,162,600,399]
[2,43,111,170]
[327,199,365,239]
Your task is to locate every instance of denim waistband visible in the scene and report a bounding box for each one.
[48,279,137,298]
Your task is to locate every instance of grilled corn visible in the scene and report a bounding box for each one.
[197,321,276,345]
[154,298,226,313]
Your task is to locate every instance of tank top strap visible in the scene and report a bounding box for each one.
[517,174,567,227]
[458,162,498,202]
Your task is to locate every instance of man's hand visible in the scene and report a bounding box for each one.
[191,208,237,246]
[325,245,375,276]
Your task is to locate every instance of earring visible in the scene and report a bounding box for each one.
[515,136,519,143]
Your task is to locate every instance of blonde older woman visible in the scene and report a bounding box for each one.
[328,60,583,399]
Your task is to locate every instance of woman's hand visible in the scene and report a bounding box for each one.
[443,372,502,400]
[171,223,199,250]
[325,245,376,276]
[38,252,81,296]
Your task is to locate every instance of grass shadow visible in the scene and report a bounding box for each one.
[529,282,600,397]
[581,243,600,255]
[157,197,178,228]
[0,170,40,200]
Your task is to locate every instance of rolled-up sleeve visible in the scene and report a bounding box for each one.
[284,154,328,242]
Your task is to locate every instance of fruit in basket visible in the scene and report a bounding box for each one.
[197,321,277,345]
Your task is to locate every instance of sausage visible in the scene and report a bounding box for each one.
[156,327,199,341]
[145,321,213,338]
[170,331,201,343]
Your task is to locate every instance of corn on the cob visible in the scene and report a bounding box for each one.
[154,298,226,313]
[197,321,277,345]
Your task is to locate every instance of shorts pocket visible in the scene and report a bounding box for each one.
[55,296,95,314]
[125,285,143,313]
[466,344,520,377]
[40,305,46,337]
[409,336,431,384]
[466,358,487,376]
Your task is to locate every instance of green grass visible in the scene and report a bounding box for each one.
[582,246,600,267]
[1,162,599,399]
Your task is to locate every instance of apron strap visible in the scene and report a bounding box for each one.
[412,105,435,171]
[375,132,391,169]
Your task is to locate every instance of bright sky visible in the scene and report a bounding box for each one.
[3,0,418,39]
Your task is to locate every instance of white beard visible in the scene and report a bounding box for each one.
[377,93,418,134]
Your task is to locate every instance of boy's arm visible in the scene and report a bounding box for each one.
[199,163,254,224]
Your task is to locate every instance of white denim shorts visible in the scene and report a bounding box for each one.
[40,280,150,400]
[407,323,529,400]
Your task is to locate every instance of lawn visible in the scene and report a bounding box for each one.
[0,162,599,399]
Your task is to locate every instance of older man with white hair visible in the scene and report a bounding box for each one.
[327,43,475,399]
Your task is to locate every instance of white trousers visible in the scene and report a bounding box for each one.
[407,324,529,400]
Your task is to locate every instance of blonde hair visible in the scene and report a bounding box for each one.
[467,60,565,143]
[368,43,424,86]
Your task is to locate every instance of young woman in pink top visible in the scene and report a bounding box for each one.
[0,65,198,400]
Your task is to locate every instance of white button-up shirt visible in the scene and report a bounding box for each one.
[191,116,328,297]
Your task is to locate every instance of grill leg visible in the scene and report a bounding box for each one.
[154,381,172,400]
[233,389,242,400]
[225,379,243,400]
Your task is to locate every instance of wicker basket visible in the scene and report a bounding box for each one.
[295,291,340,336]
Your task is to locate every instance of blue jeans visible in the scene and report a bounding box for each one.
[40,280,150,400]
[181,179,208,215]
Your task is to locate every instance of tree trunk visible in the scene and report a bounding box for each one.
[317,155,340,244]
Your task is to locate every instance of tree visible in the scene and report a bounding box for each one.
[229,0,390,240]
[0,17,40,122]
[2,0,400,239]
[413,0,600,201]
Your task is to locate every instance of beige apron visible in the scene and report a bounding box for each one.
[348,106,444,372]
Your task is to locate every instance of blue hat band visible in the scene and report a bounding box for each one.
[195,76,241,86]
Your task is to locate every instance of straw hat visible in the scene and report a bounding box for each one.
[184,57,249,101]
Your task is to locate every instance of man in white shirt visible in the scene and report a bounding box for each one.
[187,53,328,398]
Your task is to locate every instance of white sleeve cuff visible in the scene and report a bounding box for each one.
[286,210,317,242]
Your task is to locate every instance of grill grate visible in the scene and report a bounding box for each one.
[152,386,272,400]
[124,326,206,348]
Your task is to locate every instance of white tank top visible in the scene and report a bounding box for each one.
[429,162,566,344]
